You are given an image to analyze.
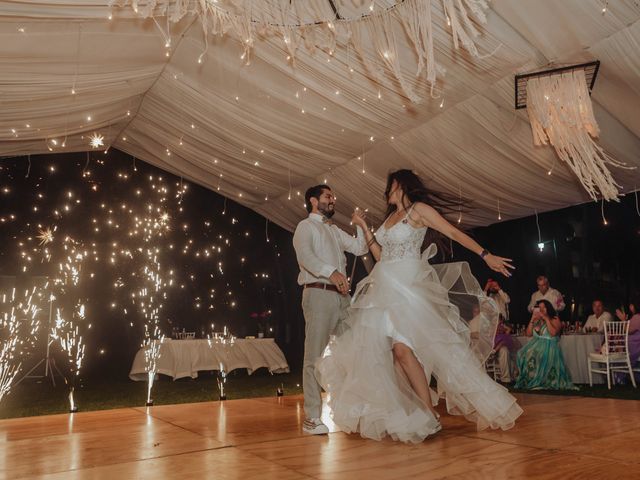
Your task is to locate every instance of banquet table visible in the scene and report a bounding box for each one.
[514,333,605,384]
[129,338,290,381]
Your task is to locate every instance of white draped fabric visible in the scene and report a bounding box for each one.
[129,338,290,380]
[1,1,640,231]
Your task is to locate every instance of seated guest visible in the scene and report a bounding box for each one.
[527,276,565,313]
[469,303,514,383]
[515,300,575,390]
[583,299,612,333]
[485,279,511,321]
[615,298,640,382]
[468,304,482,341]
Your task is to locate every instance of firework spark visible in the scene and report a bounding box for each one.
[0,287,41,403]
[51,308,85,412]
[49,237,88,412]
[89,133,104,149]
[36,226,55,246]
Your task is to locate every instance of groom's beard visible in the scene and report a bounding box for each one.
[318,202,335,218]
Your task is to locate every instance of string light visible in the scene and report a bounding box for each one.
[535,210,544,251]
[547,157,556,176]
[457,185,463,224]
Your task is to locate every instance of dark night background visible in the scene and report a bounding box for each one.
[1,150,639,381]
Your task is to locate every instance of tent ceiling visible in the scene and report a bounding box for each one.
[1,1,639,232]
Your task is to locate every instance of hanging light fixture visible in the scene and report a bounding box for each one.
[515,61,631,201]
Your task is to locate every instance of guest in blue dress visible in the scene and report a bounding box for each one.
[515,300,576,390]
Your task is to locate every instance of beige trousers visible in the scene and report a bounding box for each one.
[497,346,513,383]
[301,287,350,419]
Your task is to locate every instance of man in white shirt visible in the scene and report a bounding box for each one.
[583,299,613,332]
[485,279,510,321]
[292,184,367,435]
[527,276,565,313]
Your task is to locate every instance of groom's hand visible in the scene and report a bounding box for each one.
[329,270,350,295]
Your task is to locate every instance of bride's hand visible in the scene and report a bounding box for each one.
[351,207,368,229]
[484,254,515,278]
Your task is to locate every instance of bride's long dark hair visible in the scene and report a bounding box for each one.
[384,169,466,255]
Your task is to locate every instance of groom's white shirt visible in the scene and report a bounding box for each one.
[293,213,368,285]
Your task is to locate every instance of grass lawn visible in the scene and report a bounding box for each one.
[509,383,640,400]
[0,369,303,419]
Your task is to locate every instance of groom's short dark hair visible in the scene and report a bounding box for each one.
[305,185,331,213]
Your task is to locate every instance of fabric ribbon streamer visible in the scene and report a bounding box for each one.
[526,69,632,201]
[110,0,490,102]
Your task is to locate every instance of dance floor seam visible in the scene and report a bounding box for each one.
[1,393,638,479]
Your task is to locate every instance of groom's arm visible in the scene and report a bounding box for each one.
[292,223,336,279]
[335,226,368,257]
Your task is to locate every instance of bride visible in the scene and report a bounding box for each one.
[315,169,523,443]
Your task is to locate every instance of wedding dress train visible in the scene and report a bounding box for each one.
[315,211,523,443]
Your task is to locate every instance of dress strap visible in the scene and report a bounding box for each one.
[403,204,415,221]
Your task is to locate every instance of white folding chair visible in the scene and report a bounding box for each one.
[176,331,196,339]
[588,321,637,389]
[485,351,501,381]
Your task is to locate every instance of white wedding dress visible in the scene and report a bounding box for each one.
[315,209,523,443]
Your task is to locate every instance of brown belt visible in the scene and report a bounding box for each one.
[304,282,342,294]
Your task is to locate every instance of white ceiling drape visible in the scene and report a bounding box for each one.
[1,1,639,231]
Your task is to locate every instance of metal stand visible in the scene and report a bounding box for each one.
[217,369,227,401]
[15,293,64,387]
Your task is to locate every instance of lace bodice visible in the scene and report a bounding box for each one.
[375,209,427,261]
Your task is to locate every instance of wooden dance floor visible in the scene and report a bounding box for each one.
[1,393,639,479]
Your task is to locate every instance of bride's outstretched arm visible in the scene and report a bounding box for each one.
[412,202,515,277]
[352,208,381,262]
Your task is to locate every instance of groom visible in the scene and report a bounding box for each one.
[293,184,368,434]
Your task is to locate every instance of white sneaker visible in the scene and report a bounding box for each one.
[303,418,329,435]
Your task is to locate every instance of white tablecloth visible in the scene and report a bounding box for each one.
[129,338,290,381]
[514,334,605,384]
